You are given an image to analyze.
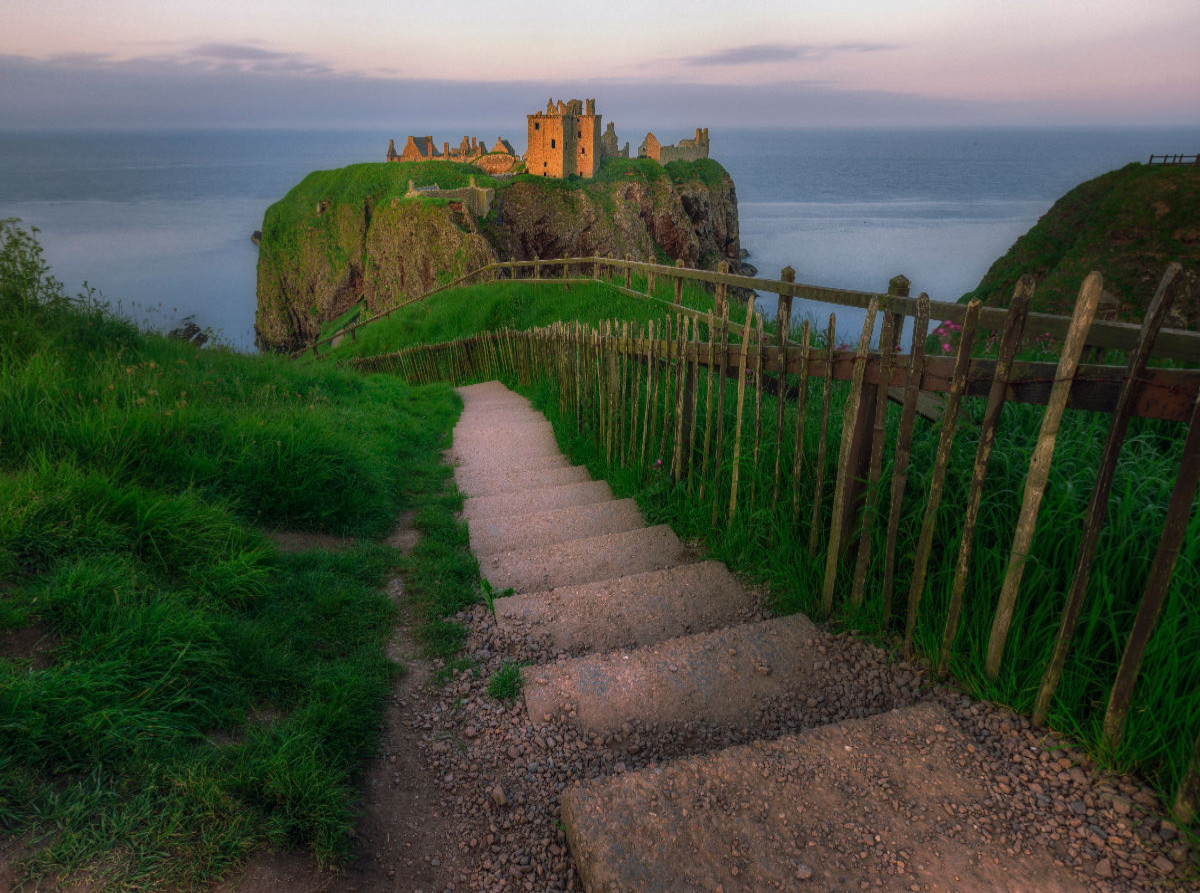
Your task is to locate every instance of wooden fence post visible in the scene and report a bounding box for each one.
[533,254,540,280]
[903,300,981,654]
[985,272,1103,682]
[647,254,656,297]
[837,274,908,549]
[790,321,812,525]
[728,298,756,522]
[880,294,930,628]
[674,259,685,305]
[821,299,879,617]
[709,302,731,526]
[625,254,632,290]
[772,266,795,512]
[937,276,1033,676]
[807,314,836,560]
[1035,264,1184,726]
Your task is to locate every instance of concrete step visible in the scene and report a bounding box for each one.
[457,381,526,403]
[450,434,563,468]
[470,497,645,558]
[561,702,1089,893]
[455,409,548,427]
[481,525,693,595]
[463,480,614,523]
[496,561,754,653]
[521,613,820,733]
[455,464,591,498]
[454,453,572,479]
[451,417,554,436]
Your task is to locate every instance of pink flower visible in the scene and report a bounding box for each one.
[941,342,951,352]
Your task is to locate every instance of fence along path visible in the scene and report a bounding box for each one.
[301,252,1200,367]
[346,258,1200,827]
[452,381,1092,893]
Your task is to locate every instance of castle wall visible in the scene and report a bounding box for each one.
[639,128,709,164]
[574,114,601,178]
[527,112,571,178]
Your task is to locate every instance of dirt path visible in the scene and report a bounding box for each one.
[225,516,464,893]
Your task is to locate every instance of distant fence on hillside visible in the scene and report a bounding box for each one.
[347,260,1200,825]
[1147,153,1198,165]
[302,252,1200,367]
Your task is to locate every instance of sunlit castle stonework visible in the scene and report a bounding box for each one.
[386,98,708,179]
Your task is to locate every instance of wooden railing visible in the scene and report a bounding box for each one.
[346,263,1200,825]
[300,254,1200,366]
[1148,153,1198,165]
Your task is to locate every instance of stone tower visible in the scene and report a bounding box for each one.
[526,98,603,179]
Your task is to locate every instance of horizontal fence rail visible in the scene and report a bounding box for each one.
[1148,153,1199,165]
[294,253,1200,365]
[344,262,1200,825]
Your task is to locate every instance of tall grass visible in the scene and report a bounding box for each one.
[0,220,465,888]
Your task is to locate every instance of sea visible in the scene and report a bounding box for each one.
[1,127,1197,351]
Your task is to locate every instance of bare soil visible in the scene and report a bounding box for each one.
[0,621,58,671]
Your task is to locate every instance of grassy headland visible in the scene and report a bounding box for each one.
[254,156,739,353]
[0,221,478,888]
[964,162,1200,326]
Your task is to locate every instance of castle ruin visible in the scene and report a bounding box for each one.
[387,135,518,175]
[384,99,706,181]
[404,175,494,217]
[638,128,710,164]
[525,98,630,179]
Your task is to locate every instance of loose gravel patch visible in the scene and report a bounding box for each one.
[404,602,1197,893]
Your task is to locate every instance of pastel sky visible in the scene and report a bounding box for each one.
[2,0,1198,129]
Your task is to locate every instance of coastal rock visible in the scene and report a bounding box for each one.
[253,160,741,353]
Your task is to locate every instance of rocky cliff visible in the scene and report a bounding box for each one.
[964,162,1200,327]
[255,158,741,353]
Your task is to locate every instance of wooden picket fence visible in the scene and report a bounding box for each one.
[345,258,1200,824]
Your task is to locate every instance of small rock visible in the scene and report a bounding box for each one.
[1095,858,1113,879]
[796,863,813,880]
[754,664,771,676]
[491,785,508,807]
[1152,854,1174,874]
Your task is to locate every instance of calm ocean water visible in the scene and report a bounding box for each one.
[1,127,1197,350]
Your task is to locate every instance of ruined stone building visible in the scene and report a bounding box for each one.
[638,128,710,164]
[384,100,706,180]
[387,135,518,174]
[525,98,629,179]
[404,175,494,217]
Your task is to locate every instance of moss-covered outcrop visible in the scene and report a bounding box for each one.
[963,162,1200,327]
[255,158,741,353]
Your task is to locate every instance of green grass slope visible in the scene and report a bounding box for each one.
[963,163,1200,326]
[0,221,476,889]
[321,274,725,362]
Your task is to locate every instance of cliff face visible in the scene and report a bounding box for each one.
[254,159,740,353]
[965,163,1200,328]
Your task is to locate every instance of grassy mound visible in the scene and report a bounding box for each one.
[320,274,724,362]
[0,220,471,888]
[964,162,1200,325]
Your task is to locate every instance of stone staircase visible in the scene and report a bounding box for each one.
[451,381,1090,893]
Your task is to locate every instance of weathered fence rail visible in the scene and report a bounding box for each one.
[298,253,1200,365]
[346,261,1200,824]
[1148,153,1198,166]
